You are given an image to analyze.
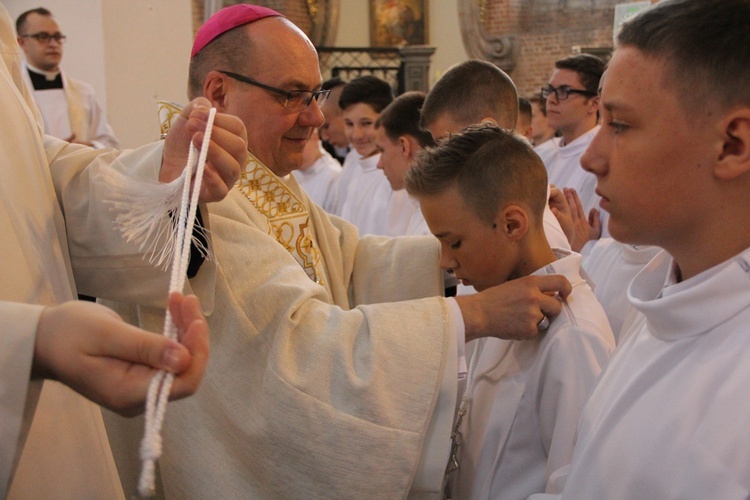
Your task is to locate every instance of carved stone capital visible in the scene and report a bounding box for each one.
[457,0,517,72]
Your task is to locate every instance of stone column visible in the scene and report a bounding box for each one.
[399,45,436,93]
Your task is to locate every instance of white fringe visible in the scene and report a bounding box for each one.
[98,155,211,270]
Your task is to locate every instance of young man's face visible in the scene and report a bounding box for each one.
[375,126,410,190]
[343,102,380,157]
[581,46,715,251]
[545,68,597,139]
[17,13,63,72]
[418,184,516,292]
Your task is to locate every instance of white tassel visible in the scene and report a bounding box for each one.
[98,156,210,270]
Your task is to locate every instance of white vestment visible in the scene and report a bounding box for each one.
[292,142,341,213]
[535,247,750,499]
[384,188,430,236]
[537,127,609,238]
[104,153,459,499]
[1,6,168,497]
[448,251,614,500]
[22,62,121,149]
[336,150,394,235]
[581,238,660,342]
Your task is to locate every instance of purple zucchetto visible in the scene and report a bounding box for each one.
[191,4,283,59]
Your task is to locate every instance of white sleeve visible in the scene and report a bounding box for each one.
[410,299,459,494]
[44,137,175,305]
[0,302,44,495]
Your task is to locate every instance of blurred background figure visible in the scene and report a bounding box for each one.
[16,7,120,148]
[294,128,341,213]
[516,96,534,142]
[319,77,349,163]
[528,92,556,147]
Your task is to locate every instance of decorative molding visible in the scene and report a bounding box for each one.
[457,0,517,72]
[201,0,339,47]
[308,0,340,47]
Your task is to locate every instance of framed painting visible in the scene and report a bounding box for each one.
[370,0,428,47]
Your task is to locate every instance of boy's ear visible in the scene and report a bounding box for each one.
[496,204,529,241]
[400,135,421,160]
[398,135,411,159]
[203,71,229,111]
[715,109,750,180]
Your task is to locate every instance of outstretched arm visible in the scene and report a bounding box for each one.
[32,292,209,417]
[456,274,573,343]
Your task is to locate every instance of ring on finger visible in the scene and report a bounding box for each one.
[537,314,550,331]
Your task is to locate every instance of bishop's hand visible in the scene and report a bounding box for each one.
[160,97,247,203]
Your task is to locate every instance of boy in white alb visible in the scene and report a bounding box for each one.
[406,124,614,500]
[532,1,750,498]
[334,75,393,235]
[538,54,607,245]
[374,91,435,236]
[421,59,570,254]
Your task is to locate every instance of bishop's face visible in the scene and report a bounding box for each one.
[221,19,325,177]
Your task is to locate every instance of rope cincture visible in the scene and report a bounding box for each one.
[136,107,217,498]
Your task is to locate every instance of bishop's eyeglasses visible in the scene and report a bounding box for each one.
[21,32,67,44]
[541,84,597,101]
[219,70,330,111]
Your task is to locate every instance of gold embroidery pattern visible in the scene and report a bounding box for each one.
[235,155,324,286]
[157,101,183,139]
[157,102,324,285]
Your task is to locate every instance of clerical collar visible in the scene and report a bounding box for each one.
[27,64,62,90]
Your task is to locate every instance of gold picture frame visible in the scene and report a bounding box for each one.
[370,0,428,47]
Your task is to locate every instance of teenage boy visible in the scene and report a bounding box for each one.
[406,124,614,500]
[538,53,607,245]
[533,1,750,497]
[420,59,570,252]
[374,91,434,235]
[334,75,394,235]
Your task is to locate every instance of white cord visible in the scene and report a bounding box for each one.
[137,107,217,498]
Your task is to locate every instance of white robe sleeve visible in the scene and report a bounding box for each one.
[0,303,43,495]
[43,136,176,305]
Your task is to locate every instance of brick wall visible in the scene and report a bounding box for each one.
[484,0,621,98]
